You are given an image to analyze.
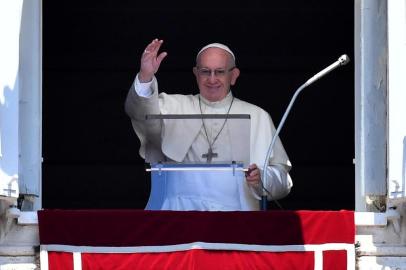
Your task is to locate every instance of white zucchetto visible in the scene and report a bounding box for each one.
[196,43,235,61]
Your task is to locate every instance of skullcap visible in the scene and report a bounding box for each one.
[196,43,235,61]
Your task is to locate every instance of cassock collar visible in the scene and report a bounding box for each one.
[199,91,234,109]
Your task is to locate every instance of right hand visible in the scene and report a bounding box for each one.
[139,39,168,83]
[245,163,261,188]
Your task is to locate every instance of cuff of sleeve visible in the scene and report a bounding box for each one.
[134,74,153,97]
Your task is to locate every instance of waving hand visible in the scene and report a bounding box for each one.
[138,39,168,83]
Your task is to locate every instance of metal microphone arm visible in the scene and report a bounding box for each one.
[260,54,350,210]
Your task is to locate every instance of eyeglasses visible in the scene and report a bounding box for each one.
[196,67,235,78]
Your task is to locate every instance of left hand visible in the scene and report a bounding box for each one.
[245,163,261,188]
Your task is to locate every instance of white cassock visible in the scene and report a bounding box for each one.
[125,75,293,211]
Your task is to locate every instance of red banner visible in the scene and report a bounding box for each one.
[38,210,355,270]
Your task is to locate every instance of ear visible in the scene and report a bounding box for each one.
[230,68,240,85]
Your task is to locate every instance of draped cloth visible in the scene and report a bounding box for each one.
[38,209,356,270]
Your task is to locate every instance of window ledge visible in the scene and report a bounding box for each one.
[17,211,38,225]
[355,210,400,227]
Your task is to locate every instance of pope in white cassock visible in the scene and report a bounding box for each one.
[125,39,293,211]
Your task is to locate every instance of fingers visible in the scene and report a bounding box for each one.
[245,163,258,177]
[139,39,167,82]
[246,169,260,182]
[143,39,164,56]
[246,164,260,188]
[156,51,168,64]
[141,39,167,65]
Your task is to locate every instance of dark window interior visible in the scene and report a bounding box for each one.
[42,1,355,210]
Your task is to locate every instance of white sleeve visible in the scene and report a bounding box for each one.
[249,164,293,201]
[264,164,293,200]
[134,74,153,97]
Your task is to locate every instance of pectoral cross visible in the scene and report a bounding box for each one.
[202,147,218,163]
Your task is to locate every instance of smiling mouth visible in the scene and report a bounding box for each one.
[205,85,221,90]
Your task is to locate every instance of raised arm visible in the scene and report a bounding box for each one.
[124,39,168,161]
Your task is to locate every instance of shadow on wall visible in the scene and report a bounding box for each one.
[0,86,19,198]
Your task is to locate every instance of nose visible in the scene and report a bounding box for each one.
[208,72,217,83]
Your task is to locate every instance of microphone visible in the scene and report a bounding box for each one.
[304,54,350,86]
[260,54,350,211]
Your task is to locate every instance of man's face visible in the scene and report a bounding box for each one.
[193,48,240,102]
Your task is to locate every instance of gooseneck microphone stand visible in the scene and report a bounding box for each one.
[260,54,350,210]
